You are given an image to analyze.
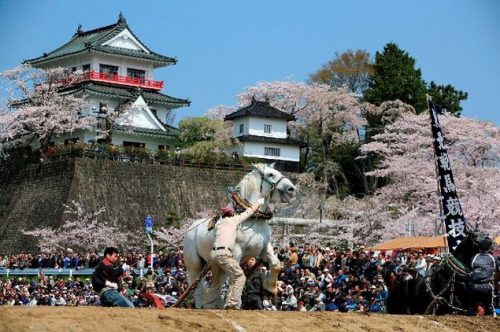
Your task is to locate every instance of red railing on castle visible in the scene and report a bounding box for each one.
[80,71,164,90]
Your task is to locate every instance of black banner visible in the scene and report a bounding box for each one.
[428,99,467,252]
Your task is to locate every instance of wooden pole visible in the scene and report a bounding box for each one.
[172,263,211,308]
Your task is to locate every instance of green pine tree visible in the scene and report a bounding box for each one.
[365,43,427,113]
[427,81,468,117]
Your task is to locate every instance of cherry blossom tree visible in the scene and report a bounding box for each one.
[235,81,365,195]
[286,101,499,246]
[0,65,95,152]
[205,104,237,121]
[154,219,192,248]
[361,106,500,240]
[22,201,132,252]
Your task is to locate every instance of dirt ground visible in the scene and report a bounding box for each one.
[0,307,498,332]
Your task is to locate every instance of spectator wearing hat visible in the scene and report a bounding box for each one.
[282,285,297,310]
[302,282,317,308]
[319,268,333,290]
[309,295,325,311]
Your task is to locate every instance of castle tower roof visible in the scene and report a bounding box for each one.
[224,99,296,122]
[24,13,176,68]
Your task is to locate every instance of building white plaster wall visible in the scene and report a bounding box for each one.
[90,54,154,79]
[243,142,299,162]
[232,118,249,137]
[153,105,176,125]
[248,117,287,138]
[111,132,177,151]
[51,129,177,150]
[43,53,93,71]
[85,96,123,115]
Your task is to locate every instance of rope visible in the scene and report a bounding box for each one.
[424,257,469,314]
[425,272,467,314]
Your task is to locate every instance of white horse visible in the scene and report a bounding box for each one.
[183,163,296,308]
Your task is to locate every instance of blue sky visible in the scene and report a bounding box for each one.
[0,0,498,125]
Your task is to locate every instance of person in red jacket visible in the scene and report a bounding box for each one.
[92,247,134,307]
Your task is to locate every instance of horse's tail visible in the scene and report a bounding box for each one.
[182,218,210,308]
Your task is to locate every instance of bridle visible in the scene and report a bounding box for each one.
[231,167,290,222]
[256,168,287,198]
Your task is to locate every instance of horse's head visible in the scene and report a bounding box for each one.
[238,163,296,207]
[469,229,493,252]
[454,228,493,265]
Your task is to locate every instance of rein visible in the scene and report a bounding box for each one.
[230,191,273,220]
[443,253,470,277]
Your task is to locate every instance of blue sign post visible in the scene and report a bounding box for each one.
[144,215,154,234]
[144,214,154,270]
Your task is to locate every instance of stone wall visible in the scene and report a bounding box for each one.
[69,159,246,230]
[0,160,75,253]
[0,158,247,253]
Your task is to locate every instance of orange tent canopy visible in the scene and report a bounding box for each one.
[371,236,447,250]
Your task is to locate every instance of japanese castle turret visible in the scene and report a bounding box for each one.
[224,100,305,172]
[24,13,190,151]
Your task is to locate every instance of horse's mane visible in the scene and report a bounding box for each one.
[237,165,265,201]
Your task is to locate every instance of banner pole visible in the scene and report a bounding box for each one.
[427,95,467,253]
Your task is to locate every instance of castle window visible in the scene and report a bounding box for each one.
[264,147,280,157]
[82,64,91,72]
[123,141,145,148]
[99,64,118,77]
[239,124,244,134]
[127,68,145,82]
[264,124,272,134]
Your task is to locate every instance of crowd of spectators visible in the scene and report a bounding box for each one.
[271,244,442,312]
[1,244,495,312]
[0,248,188,307]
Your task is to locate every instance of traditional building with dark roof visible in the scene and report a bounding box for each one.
[24,13,190,151]
[224,100,305,172]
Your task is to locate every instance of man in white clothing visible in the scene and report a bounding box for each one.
[414,252,428,278]
[205,200,261,309]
